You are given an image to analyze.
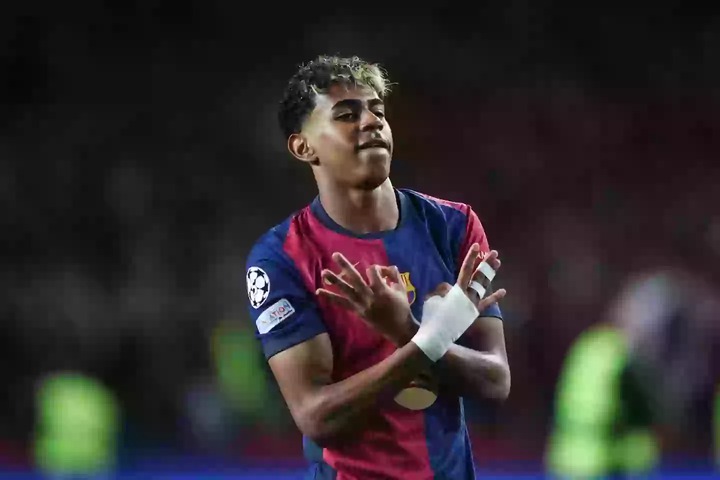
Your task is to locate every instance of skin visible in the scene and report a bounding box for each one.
[268,83,510,447]
[320,246,511,401]
[288,83,396,234]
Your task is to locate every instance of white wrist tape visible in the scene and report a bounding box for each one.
[469,260,496,299]
[411,284,479,362]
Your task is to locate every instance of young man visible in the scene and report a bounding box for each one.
[245,55,510,479]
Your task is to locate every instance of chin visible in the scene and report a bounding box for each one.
[361,162,392,190]
[357,174,389,191]
[351,150,392,190]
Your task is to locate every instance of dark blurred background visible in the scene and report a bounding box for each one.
[1,2,719,478]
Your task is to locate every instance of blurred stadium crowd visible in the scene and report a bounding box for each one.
[1,2,719,477]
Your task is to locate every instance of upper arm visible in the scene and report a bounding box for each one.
[246,243,331,426]
[246,243,326,359]
[268,333,334,431]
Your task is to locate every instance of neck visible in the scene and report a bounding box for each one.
[317,178,399,235]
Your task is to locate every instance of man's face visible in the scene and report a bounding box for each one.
[302,83,393,190]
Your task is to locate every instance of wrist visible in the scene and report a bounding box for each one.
[411,326,448,362]
[411,285,479,362]
[391,314,419,346]
[400,314,420,345]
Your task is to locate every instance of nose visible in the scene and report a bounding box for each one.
[360,109,383,131]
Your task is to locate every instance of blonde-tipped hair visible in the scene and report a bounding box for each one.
[279,55,394,138]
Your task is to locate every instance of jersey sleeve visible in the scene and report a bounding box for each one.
[458,206,503,320]
[245,239,327,359]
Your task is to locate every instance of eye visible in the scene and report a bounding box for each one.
[335,112,356,121]
[373,110,385,118]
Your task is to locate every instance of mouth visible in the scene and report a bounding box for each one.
[358,139,390,151]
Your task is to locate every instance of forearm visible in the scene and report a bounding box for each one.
[438,343,510,400]
[305,341,431,443]
[400,319,510,401]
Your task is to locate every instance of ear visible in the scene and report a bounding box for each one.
[287,133,318,164]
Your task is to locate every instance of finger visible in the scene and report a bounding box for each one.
[377,266,402,285]
[322,269,363,303]
[470,251,500,297]
[316,288,357,311]
[470,265,493,296]
[366,265,386,292]
[332,252,371,294]
[482,250,501,270]
[475,288,507,312]
[473,250,498,270]
[388,266,407,293]
[374,265,405,295]
[389,266,402,284]
[457,243,480,289]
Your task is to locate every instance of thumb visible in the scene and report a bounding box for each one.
[425,282,452,301]
[476,288,507,312]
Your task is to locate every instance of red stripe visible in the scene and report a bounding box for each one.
[284,208,434,479]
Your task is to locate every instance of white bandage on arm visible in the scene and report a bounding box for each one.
[469,260,496,299]
[411,285,479,362]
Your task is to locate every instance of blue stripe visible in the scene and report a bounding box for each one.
[383,191,476,478]
[304,462,337,480]
[302,437,336,479]
[423,397,475,478]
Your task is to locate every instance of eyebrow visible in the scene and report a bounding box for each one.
[331,98,385,110]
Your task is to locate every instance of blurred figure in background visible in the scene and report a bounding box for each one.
[194,320,291,453]
[546,267,720,478]
[34,372,120,480]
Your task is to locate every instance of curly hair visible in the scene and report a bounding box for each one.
[278,55,392,138]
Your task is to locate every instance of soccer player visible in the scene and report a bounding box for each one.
[245,55,510,479]
[547,267,720,478]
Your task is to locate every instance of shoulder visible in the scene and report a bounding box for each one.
[400,188,491,250]
[245,207,317,310]
[246,206,312,268]
[399,188,477,224]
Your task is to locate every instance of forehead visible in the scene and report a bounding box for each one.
[312,83,380,112]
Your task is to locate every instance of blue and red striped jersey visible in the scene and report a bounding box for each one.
[245,188,502,480]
